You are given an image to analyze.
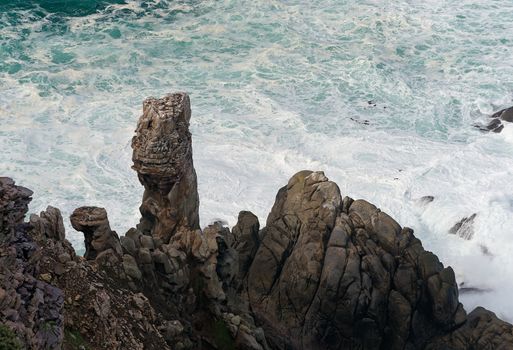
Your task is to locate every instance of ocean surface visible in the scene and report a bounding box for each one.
[1,0,513,320]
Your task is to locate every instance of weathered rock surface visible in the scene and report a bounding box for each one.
[1,93,513,350]
[0,179,64,349]
[427,307,513,349]
[132,92,200,243]
[245,170,467,349]
[0,177,32,239]
[232,211,260,281]
[70,206,122,260]
[29,206,65,242]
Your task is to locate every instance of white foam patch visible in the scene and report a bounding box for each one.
[1,0,513,320]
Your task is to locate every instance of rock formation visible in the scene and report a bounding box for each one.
[29,206,65,242]
[70,206,122,260]
[0,177,32,239]
[131,92,200,243]
[1,93,513,350]
[477,105,513,133]
[449,213,477,240]
[231,211,260,281]
[243,170,476,349]
[0,179,64,349]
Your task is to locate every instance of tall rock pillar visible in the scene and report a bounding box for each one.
[131,92,200,243]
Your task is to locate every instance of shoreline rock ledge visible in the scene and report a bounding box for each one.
[1,92,512,350]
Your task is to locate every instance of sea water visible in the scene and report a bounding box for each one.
[1,0,513,320]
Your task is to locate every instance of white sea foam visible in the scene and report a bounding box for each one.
[1,0,513,320]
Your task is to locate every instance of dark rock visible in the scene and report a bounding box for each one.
[0,177,33,240]
[350,117,371,125]
[0,179,64,349]
[418,195,435,205]
[449,213,477,240]
[481,117,504,133]
[426,307,513,349]
[140,235,155,250]
[120,236,137,256]
[163,320,184,341]
[491,106,513,122]
[125,227,142,241]
[231,211,260,280]
[216,234,239,289]
[477,106,513,133]
[138,247,152,264]
[459,286,492,295]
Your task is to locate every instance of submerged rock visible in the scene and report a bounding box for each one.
[449,213,477,240]
[477,106,513,133]
[418,195,435,205]
[492,106,513,122]
[459,286,492,295]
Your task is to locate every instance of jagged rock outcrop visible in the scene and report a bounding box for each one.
[131,92,200,243]
[231,211,260,281]
[1,181,181,349]
[1,93,513,350]
[244,170,469,349]
[0,177,32,239]
[29,206,65,242]
[477,106,513,133]
[70,206,122,261]
[0,179,64,349]
[235,170,513,349]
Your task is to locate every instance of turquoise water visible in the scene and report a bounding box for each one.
[1,0,513,319]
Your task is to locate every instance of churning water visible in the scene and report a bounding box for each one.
[1,0,513,320]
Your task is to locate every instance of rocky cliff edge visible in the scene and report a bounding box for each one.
[1,93,512,350]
